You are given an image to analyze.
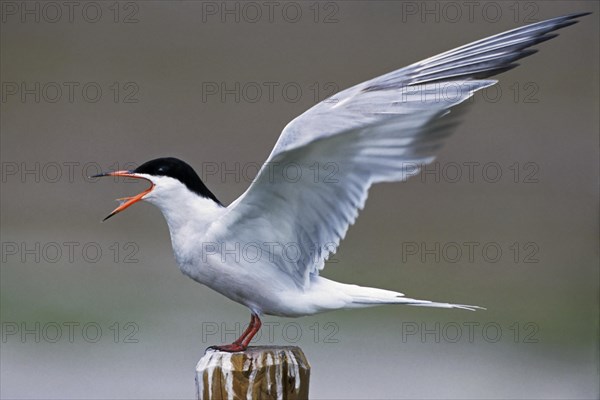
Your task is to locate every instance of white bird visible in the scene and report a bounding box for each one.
[94,13,589,352]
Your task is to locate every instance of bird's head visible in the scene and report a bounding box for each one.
[93,157,221,221]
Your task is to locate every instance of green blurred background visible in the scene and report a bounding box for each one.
[1,1,598,398]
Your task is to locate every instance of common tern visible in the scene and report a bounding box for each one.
[94,13,589,352]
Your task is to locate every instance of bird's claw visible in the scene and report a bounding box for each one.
[208,343,247,353]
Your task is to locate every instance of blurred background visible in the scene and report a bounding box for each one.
[1,1,598,398]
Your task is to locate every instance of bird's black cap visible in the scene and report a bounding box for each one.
[134,157,222,205]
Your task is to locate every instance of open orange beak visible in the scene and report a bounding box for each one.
[92,170,155,221]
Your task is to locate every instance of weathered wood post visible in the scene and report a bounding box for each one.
[195,346,310,399]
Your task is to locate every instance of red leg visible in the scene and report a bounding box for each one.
[209,313,261,352]
[240,314,261,348]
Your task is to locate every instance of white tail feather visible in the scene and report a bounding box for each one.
[341,283,484,311]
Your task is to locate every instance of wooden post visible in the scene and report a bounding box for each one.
[195,346,310,400]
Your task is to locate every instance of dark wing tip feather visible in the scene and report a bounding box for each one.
[564,11,593,19]
[363,12,590,91]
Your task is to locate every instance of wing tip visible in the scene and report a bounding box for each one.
[565,11,593,19]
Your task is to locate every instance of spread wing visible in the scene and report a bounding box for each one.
[212,13,589,288]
